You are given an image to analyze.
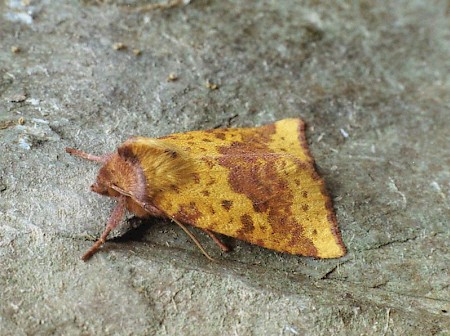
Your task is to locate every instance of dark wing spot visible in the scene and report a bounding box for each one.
[201,157,216,169]
[237,214,255,238]
[214,132,226,140]
[175,202,202,224]
[118,144,139,164]
[192,173,201,184]
[164,149,178,158]
[221,200,233,211]
[311,170,321,181]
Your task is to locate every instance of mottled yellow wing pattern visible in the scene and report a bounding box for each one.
[136,118,345,258]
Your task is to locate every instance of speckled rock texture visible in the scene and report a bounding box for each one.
[1,1,449,335]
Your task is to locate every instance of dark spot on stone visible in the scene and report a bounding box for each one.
[312,229,318,235]
[302,204,309,211]
[302,191,308,198]
[201,190,210,197]
[202,138,213,142]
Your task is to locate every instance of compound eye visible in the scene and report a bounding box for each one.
[90,182,108,195]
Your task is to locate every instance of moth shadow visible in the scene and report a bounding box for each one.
[110,217,163,243]
[110,217,236,253]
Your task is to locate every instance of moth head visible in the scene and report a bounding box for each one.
[91,161,122,197]
[90,152,140,198]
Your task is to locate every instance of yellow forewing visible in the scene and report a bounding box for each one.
[128,118,345,258]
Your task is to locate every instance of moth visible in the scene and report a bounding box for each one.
[66,118,346,261]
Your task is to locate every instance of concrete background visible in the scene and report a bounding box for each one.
[1,0,449,335]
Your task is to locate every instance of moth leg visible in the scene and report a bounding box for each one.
[202,229,230,252]
[170,217,216,262]
[65,147,110,164]
[81,196,127,261]
[110,185,165,217]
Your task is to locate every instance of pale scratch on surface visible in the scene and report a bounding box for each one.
[283,325,299,335]
[123,0,190,12]
[382,308,391,336]
[316,132,325,142]
[347,154,385,162]
[388,177,407,208]
[430,181,447,201]
[340,128,349,138]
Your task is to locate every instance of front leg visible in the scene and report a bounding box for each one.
[110,184,165,217]
[82,196,127,261]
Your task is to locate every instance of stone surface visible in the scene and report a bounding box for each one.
[1,0,449,335]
